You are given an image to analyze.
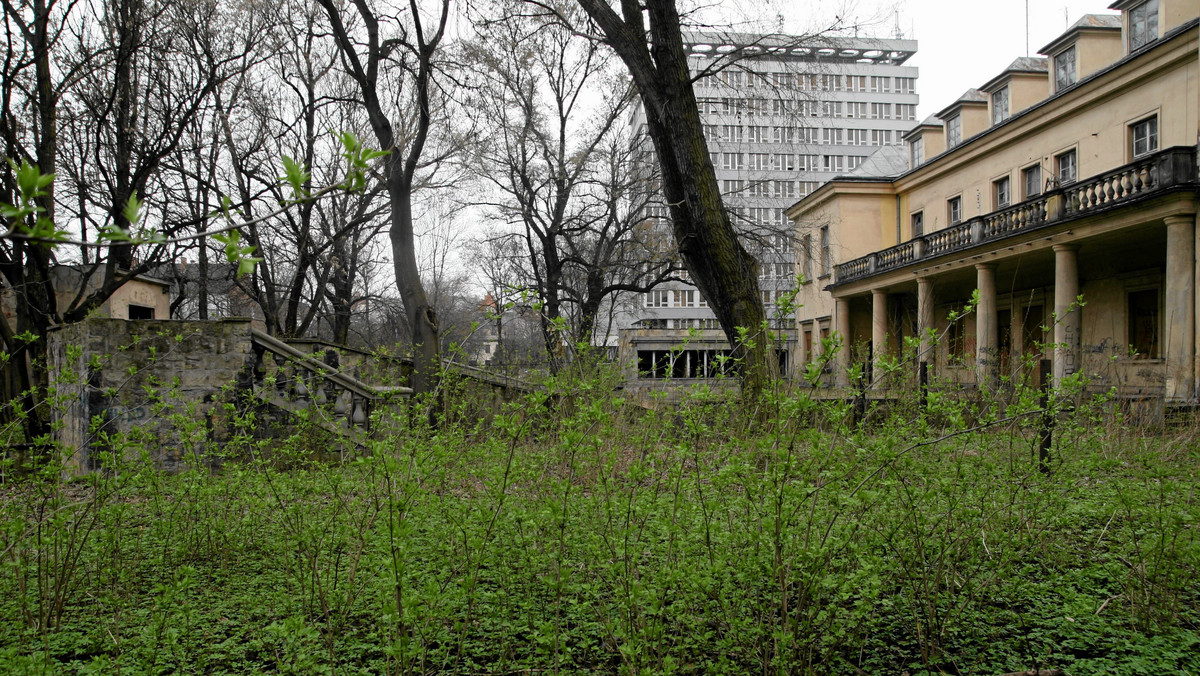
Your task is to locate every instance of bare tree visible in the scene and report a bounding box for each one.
[563,0,776,397]
[0,0,251,441]
[316,0,454,400]
[466,3,679,368]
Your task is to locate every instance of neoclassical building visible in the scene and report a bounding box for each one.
[788,0,1200,406]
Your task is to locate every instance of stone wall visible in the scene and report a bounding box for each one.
[48,318,255,473]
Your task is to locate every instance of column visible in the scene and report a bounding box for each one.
[1011,303,1025,380]
[872,289,888,385]
[1164,214,1195,401]
[975,263,998,383]
[835,298,851,388]
[917,276,935,365]
[1053,244,1081,387]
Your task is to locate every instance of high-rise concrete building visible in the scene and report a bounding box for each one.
[620,32,918,391]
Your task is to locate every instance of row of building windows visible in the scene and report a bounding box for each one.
[704,125,904,146]
[713,152,871,173]
[721,179,822,198]
[700,72,916,95]
[698,97,917,121]
[912,113,1156,232]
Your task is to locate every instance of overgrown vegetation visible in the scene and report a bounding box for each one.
[1,353,1197,675]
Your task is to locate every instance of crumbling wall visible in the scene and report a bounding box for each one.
[48,318,255,473]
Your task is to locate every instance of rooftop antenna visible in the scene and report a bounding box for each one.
[893,8,902,39]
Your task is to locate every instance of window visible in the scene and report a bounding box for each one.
[749,181,770,197]
[946,115,962,147]
[1131,116,1158,158]
[722,152,744,170]
[993,176,1010,209]
[1127,288,1160,358]
[822,155,843,172]
[798,155,819,171]
[870,103,891,120]
[773,126,797,144]
[644,290,669,308]
[720,125,743,143]
[746,125,766,143]
[774,180,795,199]
[128,304,155,320]
[847,129,869,146]
[911,211,924,238]
[1055,150,1077,185]
[748,153,770,171]
[1054,47,1076,91]
[847,155,867,170]
[847,75,866,91]
[870,76,891,92]
[896,104,916,121]
[947,196,962,225]
[948,311,967,361]
[821,128,842,145]
[1128,0,1159,51]
[896,77,916,94]
[819,226,831,277]
[910,137,924,167]
[1023,164,1042,199]
[822,101,842,118]
[773,153,793,171]
[845,102,868,119]
[991,86,1009,125]
[722,179,743,194]
[801,234,812,281]
[871,129,892,146]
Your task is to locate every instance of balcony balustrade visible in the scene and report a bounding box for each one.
[833,146,1196,285]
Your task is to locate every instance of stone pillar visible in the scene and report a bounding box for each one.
[872,289,888,385]
[835,298,851,388]
[1164,214,1196,401]
[975,263,998,383]
[917,277,935,365]
[1053,244,1081,387]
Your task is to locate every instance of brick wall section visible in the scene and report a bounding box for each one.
[48,318,255,473]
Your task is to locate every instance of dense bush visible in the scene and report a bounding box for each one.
[0,365,1197,675]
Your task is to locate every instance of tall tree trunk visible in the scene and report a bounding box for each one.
[574,0,774,399]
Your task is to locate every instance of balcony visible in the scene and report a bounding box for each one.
[833,146,1197,286]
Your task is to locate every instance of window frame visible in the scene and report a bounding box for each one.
[1055,149,1078,186]
[1128,0,1159,51]
[910,136,924,167]
[1022,164,1043,199]
[1054,46,1077,91]
[947,196,963,225]
[910,211,924,239]
[946,114,962,147]
[991,86,1010,125]
[993,176,1011,209]
[1130,115,1158,159]
[1126,285,1161,359]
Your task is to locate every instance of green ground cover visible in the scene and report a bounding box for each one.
[1,378,1197,675]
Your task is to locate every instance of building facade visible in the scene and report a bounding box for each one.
[788,0,1200,409]
[620,32,919,391]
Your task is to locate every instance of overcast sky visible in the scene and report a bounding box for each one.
[747,0,1120,119]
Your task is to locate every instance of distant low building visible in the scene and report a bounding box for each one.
[1,265,171,325]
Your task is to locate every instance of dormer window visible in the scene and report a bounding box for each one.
[1054,47,1077,91]
[1129,0,1159,51]
[946,115,962,147]
[910,136,924,167]
[991,87,1010,125]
